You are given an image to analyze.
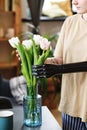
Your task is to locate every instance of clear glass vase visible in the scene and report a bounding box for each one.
[23,94,42,127]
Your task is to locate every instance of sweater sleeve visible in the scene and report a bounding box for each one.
[54,17,69,59]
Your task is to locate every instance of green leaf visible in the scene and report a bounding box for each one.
[16,44,30,83]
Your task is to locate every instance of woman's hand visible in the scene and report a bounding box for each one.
[15,50,21,61]
[44,57,63,64]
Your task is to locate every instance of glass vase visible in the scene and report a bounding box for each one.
[23,94,42,127]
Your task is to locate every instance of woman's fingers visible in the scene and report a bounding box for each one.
[15,50,21,61]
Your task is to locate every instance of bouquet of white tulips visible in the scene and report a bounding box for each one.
[8,34,52,97]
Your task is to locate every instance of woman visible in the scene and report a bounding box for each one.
[45,0,87,129]
[1,0,87,129]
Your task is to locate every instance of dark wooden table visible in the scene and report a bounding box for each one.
[12,102,62,130]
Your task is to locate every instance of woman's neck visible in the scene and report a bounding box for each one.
[82,13,87,21]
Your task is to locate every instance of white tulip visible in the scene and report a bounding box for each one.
[22,39,33,49]
[33,35,42,45]
[8,37,20,48]
[40,38,50,51]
